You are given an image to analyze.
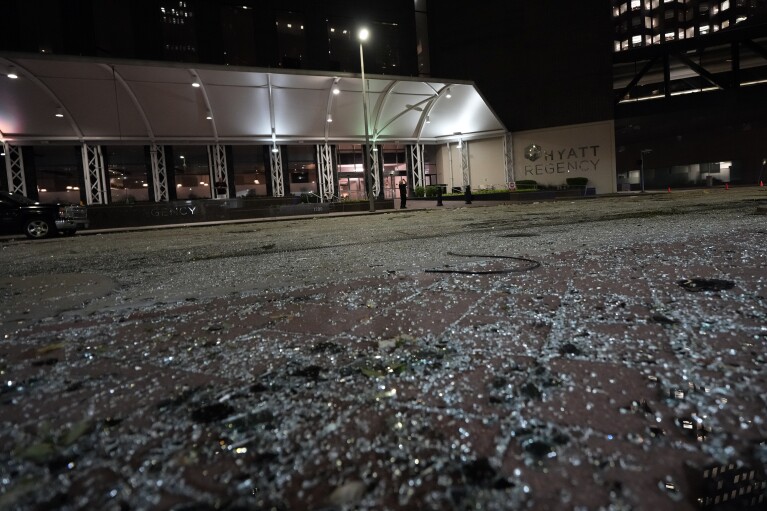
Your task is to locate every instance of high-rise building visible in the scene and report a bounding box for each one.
[613,0,766,52]
[612,0,767,188]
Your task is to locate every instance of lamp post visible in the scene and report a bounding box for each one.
[359,27,375,212]
[640,149,652,193]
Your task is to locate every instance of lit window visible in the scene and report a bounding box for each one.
[735,16,746,23]
[614,6,620,16]
[665,31,675,40]
[632,35,643,45]
[620,3,628,14]
[621,39,629,50]
[631,0,641,10]
[700,24,710,35]
[721,0,730,10]
[615,41,622,51]
[686,26,694,37]
[722,19,730,28]
[678,29,685,39]
[713,24,719,31]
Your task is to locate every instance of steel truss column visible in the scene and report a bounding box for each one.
[270,146,285,197]
[82,144,108,205]
[150,144,169,202]
[369,144,381,198]
[316,143,335,202]
[208,144,229,199]
[410,144,425,190]
[503,132,515,188]
[3,143,26,196]
[461,141,470,189]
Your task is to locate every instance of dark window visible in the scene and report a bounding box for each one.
[171,146,210,199]
[33,146,81,204]
[327,18,357,72]
[231,145,268,197]
[221,5,257,66]
[276,11,305,68]
[105,146,151,203]
[283,145,317,195]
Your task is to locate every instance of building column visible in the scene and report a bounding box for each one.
[208,144,229,199]
[82,144,109,205]
[270,146,285,197]
[150,144,170,202]
[3,143,26,196]
[316,143,335,202]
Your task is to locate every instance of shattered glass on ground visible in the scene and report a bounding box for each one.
[1,189,766,510]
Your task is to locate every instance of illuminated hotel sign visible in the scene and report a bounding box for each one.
[523,144,602,176]
[513,121,617,194]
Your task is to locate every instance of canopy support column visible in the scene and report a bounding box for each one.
[369,144,381,199]
[3,143,26,196]
[409,144,425,190]
[208,144,229,199]
[461,141,470,189]
[82,144,108,205]
[150,144,169,202]
[503,132,515,188]
[270,146,285,198]
[317,143,334,202]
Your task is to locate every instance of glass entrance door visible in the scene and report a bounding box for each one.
[338,173,365,200]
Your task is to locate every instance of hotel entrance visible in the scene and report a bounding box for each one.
[338,173,366,200]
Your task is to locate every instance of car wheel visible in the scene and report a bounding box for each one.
[24,218,52,239]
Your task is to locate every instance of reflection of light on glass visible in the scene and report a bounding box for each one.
[142,183,148,187]
[40,188,47,192]
[176,184,182,187]
[66,186,73,190]
[254,179,260,184]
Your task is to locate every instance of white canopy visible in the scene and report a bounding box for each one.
[0,54,506,146]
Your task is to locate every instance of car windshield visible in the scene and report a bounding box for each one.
[0,191,37,205]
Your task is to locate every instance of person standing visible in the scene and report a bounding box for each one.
[399,178,408,209]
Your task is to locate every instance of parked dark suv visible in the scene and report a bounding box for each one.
[0,191,89,239]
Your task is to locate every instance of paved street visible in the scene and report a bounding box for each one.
[1,189,766,510]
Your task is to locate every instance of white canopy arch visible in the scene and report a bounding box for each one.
[0,54,506,146]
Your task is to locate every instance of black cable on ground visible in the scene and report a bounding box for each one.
[425,252,541,275]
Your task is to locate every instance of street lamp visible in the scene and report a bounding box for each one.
[640,149,652,193]
[359,27,375,212]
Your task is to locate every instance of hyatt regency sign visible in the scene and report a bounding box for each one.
[512,121,617,194]
[523,144,601,176]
